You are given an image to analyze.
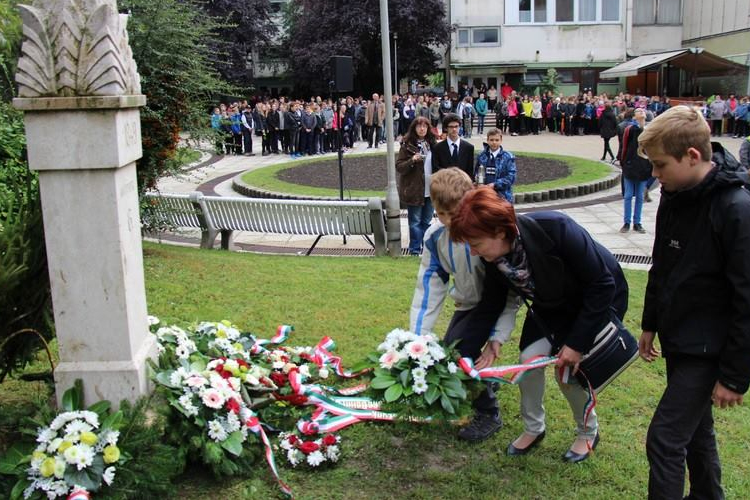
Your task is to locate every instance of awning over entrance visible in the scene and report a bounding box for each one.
[600,48,748,79]
[449,63,527,74]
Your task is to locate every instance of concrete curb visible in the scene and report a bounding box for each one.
[232,165,621,205]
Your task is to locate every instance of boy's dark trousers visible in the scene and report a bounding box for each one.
[443,308,501,417]
[242,128,253,154]
[646,354,724,500]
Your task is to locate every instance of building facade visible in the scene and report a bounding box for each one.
[445,0,749,96]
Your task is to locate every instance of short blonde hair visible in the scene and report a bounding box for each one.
[638,105,712,162]
[430,168,474,210]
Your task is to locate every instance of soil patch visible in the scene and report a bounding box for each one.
[276,154,569,190]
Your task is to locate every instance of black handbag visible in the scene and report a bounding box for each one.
[518,293,639,394]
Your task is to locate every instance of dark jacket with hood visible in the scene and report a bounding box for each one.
[642,164,750,394]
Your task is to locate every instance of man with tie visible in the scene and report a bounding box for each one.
[365,93,386,148]
[432,113,475,180]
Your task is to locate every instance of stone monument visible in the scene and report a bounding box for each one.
[13,0,155,407]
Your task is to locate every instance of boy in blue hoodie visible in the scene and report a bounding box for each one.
[473,128,517,202]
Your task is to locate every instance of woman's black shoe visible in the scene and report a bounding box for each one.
[506,431,545,456]
[563,433,600,463]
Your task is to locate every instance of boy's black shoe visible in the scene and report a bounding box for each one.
[458,412,502,442]
[634,224,646,234]
[619,223,630,233]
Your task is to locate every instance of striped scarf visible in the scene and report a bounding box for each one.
[495,235,534,298]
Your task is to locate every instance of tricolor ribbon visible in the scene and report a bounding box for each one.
[311,337,372,378]
[458,355,558,385]
[245,414,294,498]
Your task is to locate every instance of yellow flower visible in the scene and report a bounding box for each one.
[40,457,56,477]
[32,451,47,462]
[233,343,245,353]
[103,445,120,464]
[80,431,98,446]
[57,441,73,453]
[216,330,227,338]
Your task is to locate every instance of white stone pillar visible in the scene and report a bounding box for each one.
[13,96,156,407]
[13,1,154,407]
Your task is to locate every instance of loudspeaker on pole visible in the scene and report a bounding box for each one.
[329,56,353,93]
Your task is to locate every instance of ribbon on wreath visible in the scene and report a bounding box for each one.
[245,414,294,498]
[251,325,295,354]
[308,337,372,378]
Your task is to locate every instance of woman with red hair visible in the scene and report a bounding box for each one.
[451,186,629,463]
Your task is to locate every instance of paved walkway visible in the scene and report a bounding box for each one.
[156,133,743,269]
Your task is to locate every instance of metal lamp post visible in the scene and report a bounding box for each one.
[393,32,398,95]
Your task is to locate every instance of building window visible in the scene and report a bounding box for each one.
[524,71,546,84]
[457,27,500,46]
[556,0,574,22]
[458,29,469,46]
[511,0,619,23]
[634,0,681,25]
[556,70,575,83]
[473,28,499,44]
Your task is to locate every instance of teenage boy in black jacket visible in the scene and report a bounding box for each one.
[638,105,750,500]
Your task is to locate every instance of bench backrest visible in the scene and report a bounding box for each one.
[142,192,204,229]
[201,195,373,236]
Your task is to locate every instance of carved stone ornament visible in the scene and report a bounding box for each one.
[15,0,141,98]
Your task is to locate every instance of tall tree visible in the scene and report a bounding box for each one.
[120,0,230,192]
[202,0,278,86]
[285,0,450,95]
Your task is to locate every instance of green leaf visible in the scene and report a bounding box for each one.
[87,400,112,418]
[370,376,397,389]
[220,431,244,457]
[64,455,104,492]
[434,363,448,376]
[426,372,440,385]
[155,370,178,388]
[0,442,34,474]
[384,383,403,403]
[442,377,464,392]
[61,385,75,412]
[424,385,440,405]
[190,358,207,372]
[440,394,455,414]
[399,369,410,388]
[443,386,466,399]
[402,385,414,397]
[373,368,391,378]
[10,478,30,500]
[101,410,124,430]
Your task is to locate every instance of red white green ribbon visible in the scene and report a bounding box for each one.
[245,414,294,498]
[310,336,372,378]
[458,355,558,384]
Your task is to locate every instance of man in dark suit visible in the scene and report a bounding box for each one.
[433,113,475,180]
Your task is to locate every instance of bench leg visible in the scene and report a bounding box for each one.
[200,228,219,249]
[306,235,324,256]
[220,230,234,251]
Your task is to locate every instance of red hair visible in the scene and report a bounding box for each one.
[450,186,518,243]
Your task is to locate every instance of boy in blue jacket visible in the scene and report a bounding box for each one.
[473,128,517,202]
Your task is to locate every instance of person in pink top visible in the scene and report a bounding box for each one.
[507,96,519,136]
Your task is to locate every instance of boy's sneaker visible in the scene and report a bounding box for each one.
[458,412,503,442]
[634,224,646,234]
[620,223,630,233]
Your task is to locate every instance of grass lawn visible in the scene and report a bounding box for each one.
[239,152,612,199]
[3,243,749,499]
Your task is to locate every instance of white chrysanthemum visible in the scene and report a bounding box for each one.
[405,339,429,360]
[428,345,446,361]
[239,407,252,423]
[147,315,160,326]
[48,480,69,496]
[423,333,438,343]
[306,450,325,467]
[53,458,65,479]
[201,389,225,409]
[326,445,340,461]
[298,364,311,377]
[170,367,189,386]
[36,428,56,444]
[79,411,99,428]
[228,377,241,392]
[411,367,426,380]
[287,448,302,466]
[318,367,330,379]
[224,359,239,372]
[447,362,458,374]
[102,466,116,486]
[279,435,294,450]
[397,329,418,344]
[379,350,403,369]
[178,394,199,417]
[412,379,428,394]
[208,420,227,442]
[418,356,436,369]
[225,412,241,433]
[272,360,285,370]
[63,444,93,470]
[245,373,260,385]
[377,338,399,352]
[46,438,63,454]
[100,430,120,446]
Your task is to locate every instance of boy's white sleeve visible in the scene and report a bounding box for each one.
[410,230,450,335]
[488,291,521,344]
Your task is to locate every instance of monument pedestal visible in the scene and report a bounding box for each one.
[14,96,155,407]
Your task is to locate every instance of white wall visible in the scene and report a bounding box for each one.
[631,25,683,55]
[683,0,750,41]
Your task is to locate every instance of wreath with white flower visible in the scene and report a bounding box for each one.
[365,329,483,419]
[278,431,341,468]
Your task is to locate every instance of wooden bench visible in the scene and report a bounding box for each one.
[142,192,387,256]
